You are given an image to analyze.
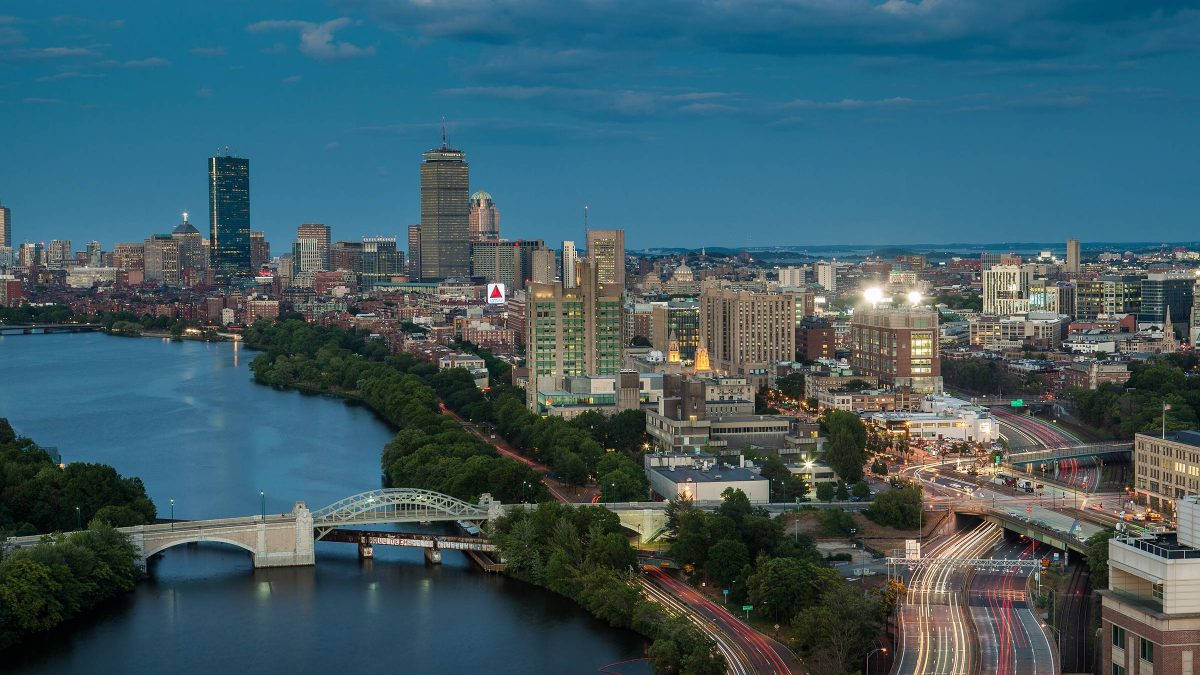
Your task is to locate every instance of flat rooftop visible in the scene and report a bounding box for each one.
[655,466,766,484]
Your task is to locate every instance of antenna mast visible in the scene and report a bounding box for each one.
[441,116,447,148]
[584,204,589,230]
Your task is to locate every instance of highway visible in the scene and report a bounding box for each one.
[967,537,1056,675]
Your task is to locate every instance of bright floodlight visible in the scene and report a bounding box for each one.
[907,290,923,306]
[863,287,884,305]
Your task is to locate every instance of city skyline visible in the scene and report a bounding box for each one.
[4,2,1200,249]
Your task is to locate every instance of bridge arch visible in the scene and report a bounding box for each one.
[311,488,493,535]
[144,536,257,560]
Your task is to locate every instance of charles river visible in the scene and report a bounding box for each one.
[0,333,647,673]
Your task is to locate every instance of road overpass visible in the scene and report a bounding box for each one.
[1005,442,1132,466]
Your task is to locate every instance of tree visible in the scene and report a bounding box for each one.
[1085,528,1116,588]
[794,582,882,674]
[865,484,922,530]
[822,410,867,483]
[631,335,652,347]
[717,488,753,527]
[834,480,850,500]
[815,482,835,502]
[776,373,805,400]
[705,539,749,587]
[746,556,837,622]
[852,481,872,501]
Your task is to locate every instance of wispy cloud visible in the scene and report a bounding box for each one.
[0,46,99,61]
[189,46,227,58]
[246,18,375,60]
[196,86,213,98]
[780,96,922,111]
[439,85,738,119]
[282,74,301,84]
[36,70,105,82]
[23,97,64,104]
[99,56,169,68]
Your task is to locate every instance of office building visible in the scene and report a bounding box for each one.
[525,259,624,409]
[982,264,1033,315]
[144,234,181,285]
[778,266,806,287]
[208,154,251,275]
[419,140,470,280]
[84,241,102,267]
[1030,279,1076,318]
[1134,431,1200,513]
[531,247,556,284]
[1076,279,1105,321]
[815,261,836,292]
[1102,274,1144,316]
[586,228,625,289]
[250,231,270,269]
[48,239,72,268]
[246,299,280,324]
[293,223,330,275]
[1192,279,1200,346]
[699,288,796,376]
[330,241,363,272]
[645,452,769,503]
[562,240,578,288]
[651,299,700,364]
[1066,239,1081,275]
[1138,272,1194,327]
[407,225,421,279]
[360,236,403,289]
[797,316,835,362]
[1102,494,1200,675]
[0,200,9,248]
[469,191,499,242]
[850,305,941,393]
[172,213,206,278]
[113,243,145,270]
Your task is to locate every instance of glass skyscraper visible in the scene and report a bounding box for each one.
[208,155,251,276]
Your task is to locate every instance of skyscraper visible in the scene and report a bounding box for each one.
[586,228,625,289]
[85,241,102,267]
[173,212,207,276]
[407,225,421,279]
[1066,239,1081,275]
[360,236,403,289]
[420,137,469,280]
[250,231,270,269]
[208,154,251,276]
[531,247,556,284]
[294,223,331,273]
[850,305,942,393]
[469,191,500,242]
[562,240,578,288]
[48,240,72,268]
[0,200,10,248]
[699,288,796,376]
[982,264,1034,315]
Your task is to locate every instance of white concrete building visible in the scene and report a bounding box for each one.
[644,452,769,503]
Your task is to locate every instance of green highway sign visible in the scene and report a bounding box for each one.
[1010,399,1024,407]
[742,605,753,611]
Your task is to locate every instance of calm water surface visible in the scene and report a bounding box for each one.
[0,333,646,674]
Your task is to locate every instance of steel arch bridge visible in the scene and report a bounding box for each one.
[311,488,496,540]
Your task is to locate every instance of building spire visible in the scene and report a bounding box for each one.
[441,116,447,149]
[182,210,189,223]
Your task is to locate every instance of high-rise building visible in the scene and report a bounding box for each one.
[1066,239,1081,275]
[469,191,500,242]
[1101,274,1144,316]
[208,154,251,275]
[531,247,556,284]
[144,234,181,285]
[0,200,9,248]
[1076,279,1105,321]
[850,305,941,393]
[294,223,331,274]
[407,225,421,279]
[586,229,625,289]
[85,241,102,267]
[1029,279,1077,318]
[815,261,836,291]
[173,213,207,277]
[1138,272,1194,327]
[250,231,270,269]
[1191,278,1200,346]
[360,236,403,289]
[982,264,1034,315]
[651,299,700,364]
[699,288,796,376]
[778,266,806,287]
[113,243,145,270]
[525,259,624,409]
[48,240,72,268]
[419,139,470,280]
[562,240,578,288]
[330,241,363,272]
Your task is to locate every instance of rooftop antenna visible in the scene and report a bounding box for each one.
[584,204,589,230]
[441,116,447,148]
[182,210,188,223]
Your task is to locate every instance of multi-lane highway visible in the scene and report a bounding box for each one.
[967,537,1056,675]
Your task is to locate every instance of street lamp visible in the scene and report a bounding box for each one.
[866,647,888,674]
[170,498,175,529]
[260,491,265,521]
[75,506,82,530]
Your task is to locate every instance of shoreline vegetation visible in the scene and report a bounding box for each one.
[241,320,723,673]
[0,419,154,651]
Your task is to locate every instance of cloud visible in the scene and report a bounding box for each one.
[246,17,375,60]
[35,70,105,82]
[22,97,63,104]
[439,85,738,119]
[261,42,287,55]
[324,141,340,150]
[282,74,302,84]
[0,46,99,60]
[189,46,227,57]
[350,117,651,144]
[196,86,213,98]
[780,96,922,110]
[99,56,170,68]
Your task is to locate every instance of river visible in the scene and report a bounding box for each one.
[0,332,647,673]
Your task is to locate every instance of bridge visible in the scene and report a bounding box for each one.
[1005,442,1132,466]
[1,488,504,569]
[0,323,103,335]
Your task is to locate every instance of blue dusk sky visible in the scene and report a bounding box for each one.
[2,1,1199,251]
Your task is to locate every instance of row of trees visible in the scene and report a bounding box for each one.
[666,489,895,674]
[1073,356,1200,438]
[942,357,1044,397]
[0,419,156,537]
[492,502,725,675]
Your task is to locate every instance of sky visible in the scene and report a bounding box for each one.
[2,1,1199,252]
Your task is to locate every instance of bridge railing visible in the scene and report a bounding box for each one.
[1006,442,1133,465]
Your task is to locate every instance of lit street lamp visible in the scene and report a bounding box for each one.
[866,646,888,674]
[170,498,175,529]
[260,491,265,521]
[75,506,82,530]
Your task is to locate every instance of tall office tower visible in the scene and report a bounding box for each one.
[250,231,270,269]
[48,239,72,268]
[815,261,836,291]
[360,236,403,289]
[468,191,500,242]
[1075,279,1104,320]
[407,225,421,279]
[1066,239,1081,275]
[982,264,1034,315]
[85,241,102,267]
[524,259,624,409]
[586,228,625,289]
[330,241,363,272]
[1101,274,1144,315]
[1191,279,1200,346]
[530,247,556,284]
[208,154,251,276]
[778,266,806,287]
[850,305,942,393]
[0,200,9,248]
[144,234,182,285]
[18,242,35,268]
[699,288,796,376]
[651,299,700,364]
[1029,279,1077,318]
[113,243,145,270]
[420,137,470,280]
[173,213,207,276]
[294,223,331,273]
[561,240,578,288]
[471,240,521,289]
[1139,272,1194,327]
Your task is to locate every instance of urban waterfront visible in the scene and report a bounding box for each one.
[0,333,646,674]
